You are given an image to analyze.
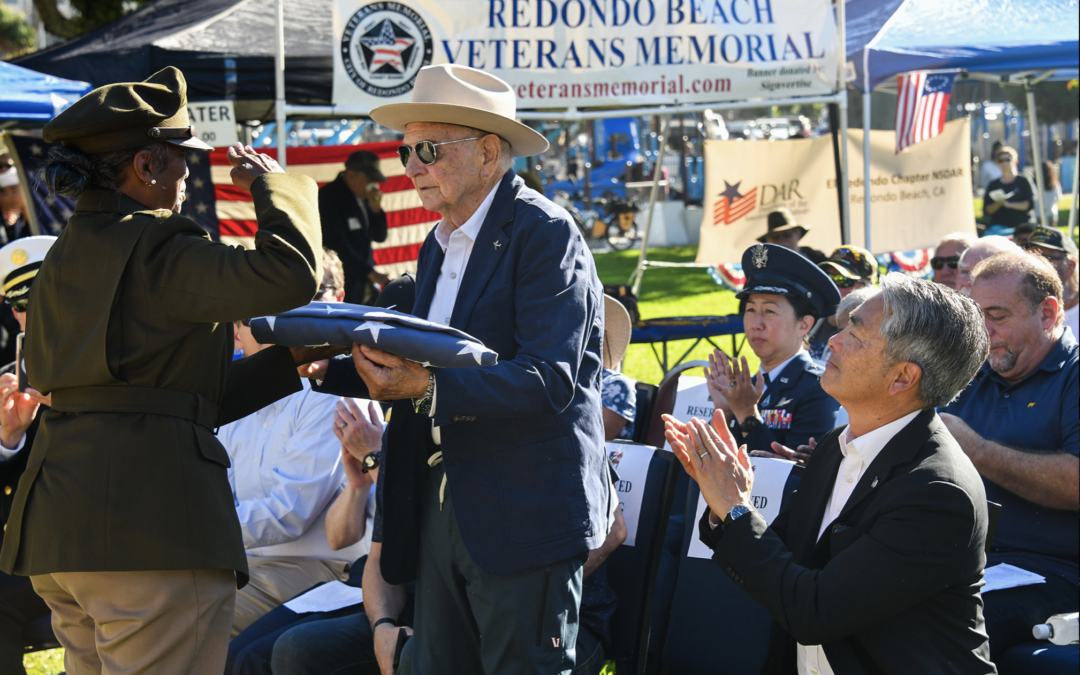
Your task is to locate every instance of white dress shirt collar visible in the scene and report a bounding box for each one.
[433,182,500,253]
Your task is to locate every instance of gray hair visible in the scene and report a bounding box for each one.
[935,231,977,254]
[878,273,988,408]
[835,286,881,325]
[458,125,514,173]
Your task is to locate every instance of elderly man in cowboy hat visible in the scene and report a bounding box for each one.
[758,208,827,264]
[316,65,611,675]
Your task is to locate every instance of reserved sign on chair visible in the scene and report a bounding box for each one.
[607,440,655,547]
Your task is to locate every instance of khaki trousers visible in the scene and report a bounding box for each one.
[231,556,347,638]
[31,568,236,675]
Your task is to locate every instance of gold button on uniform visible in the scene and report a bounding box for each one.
[4,485,11,495]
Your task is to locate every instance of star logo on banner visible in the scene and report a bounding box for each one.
[354,321,395,342]
[456,341,486,365]
[713,179,759,227]
[358,19,416,74]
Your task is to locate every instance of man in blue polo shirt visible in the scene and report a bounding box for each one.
[942,250,1078,660]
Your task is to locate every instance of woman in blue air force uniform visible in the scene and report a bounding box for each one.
[705,243,841,456]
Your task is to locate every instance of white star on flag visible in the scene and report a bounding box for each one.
[324,306,355,315]
[456,341,486,365]
[354,321,395,343]
[266,316,276,331]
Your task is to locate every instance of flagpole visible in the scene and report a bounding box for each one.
[862,48,872,252]
[274,0,287,170]
[837,0,851,246]
[1025,79,1046,226]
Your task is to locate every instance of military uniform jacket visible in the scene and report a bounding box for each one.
[0,174,322,585]
[735,351,840,452]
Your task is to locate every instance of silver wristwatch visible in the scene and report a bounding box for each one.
[724,504,752,529]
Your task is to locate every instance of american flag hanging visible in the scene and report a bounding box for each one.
[895,72,956,154]
[209,142,438,279]
[6,134,76,237]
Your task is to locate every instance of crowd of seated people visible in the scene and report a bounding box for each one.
[0,219,1076,674]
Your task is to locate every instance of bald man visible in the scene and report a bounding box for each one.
[956,236,1022,295]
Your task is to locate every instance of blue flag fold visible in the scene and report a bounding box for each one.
[249,302,498,369]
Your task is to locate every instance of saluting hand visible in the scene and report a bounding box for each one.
[227,143,284,193]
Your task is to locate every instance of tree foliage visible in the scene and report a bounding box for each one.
[0,4,36,58]
[31,0,152,39]
[1003,80,1080,124]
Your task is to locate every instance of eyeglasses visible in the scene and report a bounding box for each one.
[995,156,1012,164]
[1023,246,1067,262]
[4,297,28,313]
[827,272,857,289]
[397,137,484,167]
[930,255,960,270]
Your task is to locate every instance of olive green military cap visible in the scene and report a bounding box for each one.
[43,67,214,154]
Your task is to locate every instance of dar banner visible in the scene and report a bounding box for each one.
[697,117,976,262]
[332,0,839,110]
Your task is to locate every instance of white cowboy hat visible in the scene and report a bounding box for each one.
[603,294,632,369]
[370,65,549,158]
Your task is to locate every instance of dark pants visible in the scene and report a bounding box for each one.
[0,569,50,675]
[399,465,585,675]
[983,569,1079,661]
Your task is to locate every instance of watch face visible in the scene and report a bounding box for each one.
[362,452,380,472]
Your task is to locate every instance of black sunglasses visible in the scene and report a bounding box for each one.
[827,272,857,289]
[397,137,483,167]
[930,255,960,270]
[4,297,28,313]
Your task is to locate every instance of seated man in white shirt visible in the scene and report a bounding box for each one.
[221,250,382,637]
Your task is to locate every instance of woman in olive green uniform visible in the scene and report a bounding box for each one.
[0,68,324,674]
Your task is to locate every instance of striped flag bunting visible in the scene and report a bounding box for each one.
[895,72,956,154]
[206,142,438,279]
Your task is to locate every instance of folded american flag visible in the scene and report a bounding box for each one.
[249,302,498,369]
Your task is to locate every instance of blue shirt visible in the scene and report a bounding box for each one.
[602,368,636,441]
[944,329,1079,581]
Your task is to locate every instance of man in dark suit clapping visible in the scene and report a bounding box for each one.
[667,273,997,675]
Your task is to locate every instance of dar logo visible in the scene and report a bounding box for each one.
[341,2,433,98]
[712,180,759,226]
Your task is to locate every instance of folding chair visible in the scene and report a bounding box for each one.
[660,472,801,675]
[632,382,658,444]
[23,614,59,653]
[606,445,678,675]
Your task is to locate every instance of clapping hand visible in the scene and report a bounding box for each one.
[664,411,754,525]
[704,349,764,423]
[0,373,40,450]
[335,399,383,488]
[751,437,817,466]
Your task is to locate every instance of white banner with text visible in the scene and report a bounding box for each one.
[697,117,976,261]
[332,0,839,109]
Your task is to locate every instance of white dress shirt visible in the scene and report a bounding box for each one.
[798,409,921,675]
[217,379,381,563]
[425,182,500,442]
[1065,306,1078,344]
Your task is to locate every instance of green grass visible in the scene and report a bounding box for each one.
[24,649,64,674]
[593,246,759,386]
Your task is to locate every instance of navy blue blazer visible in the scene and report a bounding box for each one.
[318,171,610,582]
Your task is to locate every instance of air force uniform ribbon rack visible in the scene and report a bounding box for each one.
[249,302,498,369]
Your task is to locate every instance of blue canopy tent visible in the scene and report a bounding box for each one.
[0,61,91,124]
[844,0,1080,245]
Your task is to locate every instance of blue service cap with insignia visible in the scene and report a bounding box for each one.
[736,243,841,319]
[0,236,57,301]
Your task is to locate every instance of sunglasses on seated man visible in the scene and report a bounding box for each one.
[930,255,960,270]
[3,297,28,313]
[826,272,860,289]
[397,137,484,167]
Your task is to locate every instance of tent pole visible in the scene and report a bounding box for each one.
[1025,81,1045,226]
[274,0,287,169]
[863,89,872,251]
[836,0,851,245]
[1069,135,1079,239]
[630,115,668,296]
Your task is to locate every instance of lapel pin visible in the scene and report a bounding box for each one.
[871,477,879,488]
[493,240,502,250]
